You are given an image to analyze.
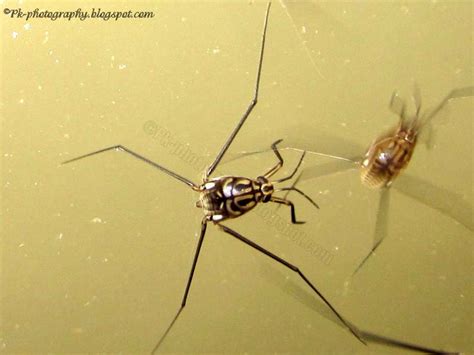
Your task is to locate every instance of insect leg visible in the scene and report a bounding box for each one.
[262,139,284,178]
[205,2,271,178]
[62,145,199,190]
[151,218,208,353]
[269,196,307,224]
[217,223,364,344]
[218,223,456,354]
[275,186,319,209]
[352,188,391,277]
[419,86,474,129]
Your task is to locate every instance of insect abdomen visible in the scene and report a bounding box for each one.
[198,176,262,222]
[361,136,415,188]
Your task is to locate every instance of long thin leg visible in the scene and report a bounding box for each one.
[389,90,406,121]
[274,150,306,183]
[217,223,365,345]
[352,188,390,277]
[280,171,303,201]
[218,224,456,354]
[270,196,306,224]
[152,218,208,354]
[358,330,455,354]
[262,139,284,179]
[418,86,474,129]
[205,2,271,178]
[62,145,199,190]
[275,187,319,209]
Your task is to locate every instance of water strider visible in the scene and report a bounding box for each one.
[62,3,458,354]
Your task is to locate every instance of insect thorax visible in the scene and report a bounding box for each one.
[196,176,269,222]
[361,129,417,188]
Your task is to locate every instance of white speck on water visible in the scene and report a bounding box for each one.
[301,26,306,34]
[18,98,24,104]
[212,46,220,54]
[460,294,464,298]
[64,133,70,139]
[181,17,187,22]
[42,32,49,44]
[340,122,347,127]
[37,85,42,90]
[18,243,25,248]
[111,100,116,105]
[12,31,18,39]
[57,233,63,240]
[14,324,20,330]
[400,5,410,14]
[334,246,339,251]
[55,58,60,64]
[24,23,31,30]
[48,50,53,56]
[103,257,109,263]
[91,217,103,224]
[118,64,127,70]
[87,61,92,67]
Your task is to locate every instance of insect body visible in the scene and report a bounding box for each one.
[361,123,417,188]
[360,86,473,189]
[197,176,273,221]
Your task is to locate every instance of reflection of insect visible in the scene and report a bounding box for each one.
[61,4,457,354]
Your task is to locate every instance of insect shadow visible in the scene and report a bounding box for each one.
[62,3,457,354]
[227,86,473,277]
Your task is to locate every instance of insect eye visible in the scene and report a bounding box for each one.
[261,183,273,194]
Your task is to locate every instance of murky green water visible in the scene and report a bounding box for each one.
[1,1,472,354]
